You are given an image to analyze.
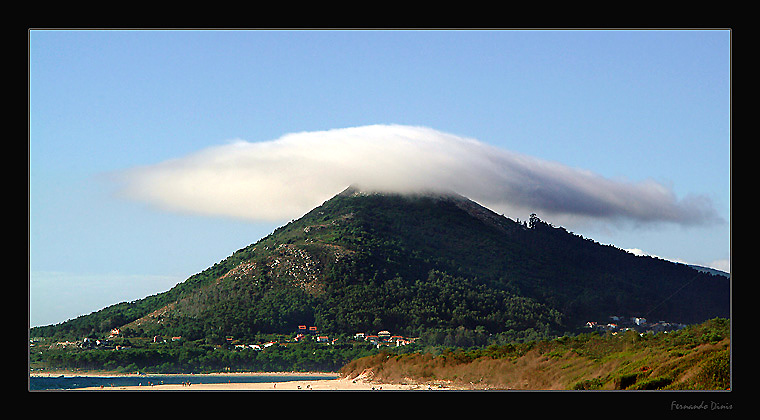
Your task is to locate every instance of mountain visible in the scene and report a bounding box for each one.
[32,186,730,345]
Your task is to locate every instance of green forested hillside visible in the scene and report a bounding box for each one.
[31,187,729,348]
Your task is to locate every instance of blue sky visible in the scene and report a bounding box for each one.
[29,29,730,327]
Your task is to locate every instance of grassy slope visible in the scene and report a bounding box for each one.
[340,318,730,390]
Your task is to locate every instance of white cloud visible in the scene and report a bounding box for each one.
[112,124,722,227]
[625,249,730,274]
[624,248,688,264]
[624,248,648,257]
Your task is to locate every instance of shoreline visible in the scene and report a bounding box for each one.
[29,369,338,378]
[75,377,439,391]
[30,369,467,391]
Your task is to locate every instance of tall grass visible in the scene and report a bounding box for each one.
[340,318,730,390]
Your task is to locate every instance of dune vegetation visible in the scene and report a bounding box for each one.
[340,318,730,390]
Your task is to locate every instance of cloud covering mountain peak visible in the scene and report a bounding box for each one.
[112,124,722,227]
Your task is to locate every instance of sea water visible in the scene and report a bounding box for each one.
[29,373,338,390]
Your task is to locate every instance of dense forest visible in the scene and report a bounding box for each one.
[30,335,378,374]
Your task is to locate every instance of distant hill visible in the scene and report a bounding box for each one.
[31,186,730,345]
[688,264,730,278]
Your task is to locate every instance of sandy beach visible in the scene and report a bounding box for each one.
[78,377,429,391]
[32,370,462,391]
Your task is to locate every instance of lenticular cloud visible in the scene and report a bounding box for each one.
[113,124,721,226]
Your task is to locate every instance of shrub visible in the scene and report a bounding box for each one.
[695,352,730,389]
[634,376,673,390]
[615,372,639,389]
[572,377,604,390]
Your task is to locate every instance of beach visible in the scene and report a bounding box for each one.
[31,370,463,391]
[79,377,424,391]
